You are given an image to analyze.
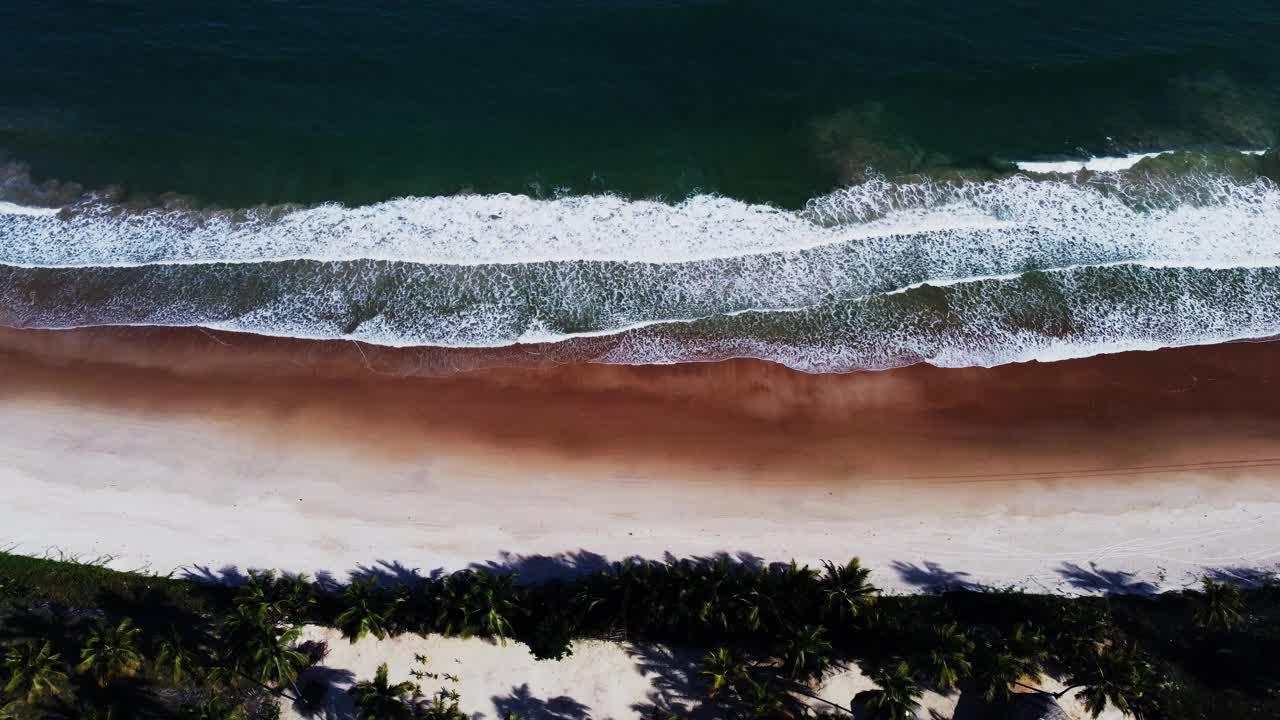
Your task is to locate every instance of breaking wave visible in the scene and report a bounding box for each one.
[2,158,1280,372]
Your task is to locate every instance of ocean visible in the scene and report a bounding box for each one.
[2,1,1279,371]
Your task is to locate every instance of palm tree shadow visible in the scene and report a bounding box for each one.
[472,549,767,585]
[625,643,715,720]
[491,683,592,720]
[1056,562,1157,595]
[350,560,434,588]
[890,561,986,593]
[294,665,358,719]
[471,550,612,584]
[181,564,253,586]
[668,551,767,571]
[1202,565,1278,588]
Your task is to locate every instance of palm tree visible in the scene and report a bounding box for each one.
[975,624,1047,703]
[79,618,145,687]
[336,578,397,643]
[435,571,520,643]
[1194,577,1244,630]
[210,604,308,699]
[3,639,68,707]
[1061,640,1156,718]
[700,647,747,699]
[234,571,315,625]
[780,624,834,681]
[759,560,821,627]
[412,688,467,720]
[740,678,788,720]
[155,631,200,685]
[920,623,974,691]
[575,561,637,632]
[820,559,878,622]
[859,661,922,720]
[350,663,416,720]
[975,652,1025,704]
[681,559,744,634]
[246,624,309,692]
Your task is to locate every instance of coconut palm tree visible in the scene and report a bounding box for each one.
[574,562,632,636]
[412,688,467,720]
[975,624,1047,703]
[435,570,520,643]
[79,618,145,687]
[760,560,821,626]
[681,558,745,634]
[155,631,201,685]
[210,603,308,699]
[350,663,416,720]
[859,661,922,720]
[246,623,309,693]
[919,622,974,691]
[234,571,315,625]
[700,647,747,699]
[740,678,788,720]
[1194,577,1244,630]
[780,624,834,681]
[3,639,68,707]
[336,578,397,643]
[820,559,878,622]
[1061,640,1156,718]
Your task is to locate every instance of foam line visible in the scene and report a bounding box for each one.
[1014,148,1270,174]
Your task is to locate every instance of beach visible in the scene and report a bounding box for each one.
[275,627,1125,720]
[2,325,1277,594]
[4,5,1280,717]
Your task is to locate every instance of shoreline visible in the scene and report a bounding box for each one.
[2,325,1279,592]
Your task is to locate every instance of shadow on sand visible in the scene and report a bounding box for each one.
[890,560,987,593]
[492,683,592,720]
[1055,562,1157,595]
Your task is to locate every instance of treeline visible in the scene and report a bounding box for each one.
[1,552,1277,719]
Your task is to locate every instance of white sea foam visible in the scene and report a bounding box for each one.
[1014,148,1270,174]
[0,172,1279,272]
[4,169,1280,371]
[0,190,1021,268]
[0,201,60,217]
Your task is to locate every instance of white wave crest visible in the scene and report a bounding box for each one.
[1014,148,1270,174]
[4,168,1280,371]
[1,171,1279,274]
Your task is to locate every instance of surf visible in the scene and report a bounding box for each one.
[1,160,1279,372]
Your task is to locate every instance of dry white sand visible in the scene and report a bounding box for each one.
[280,625,1122,720]
[3,398,1277,594]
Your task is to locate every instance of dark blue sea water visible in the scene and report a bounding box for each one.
[4,1,1279,205]
[2,2,1279,370]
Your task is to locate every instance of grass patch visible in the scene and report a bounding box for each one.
[0,552,221,612]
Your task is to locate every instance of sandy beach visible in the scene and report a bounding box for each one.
[276,626,1123,720]
[1,325,1277,594]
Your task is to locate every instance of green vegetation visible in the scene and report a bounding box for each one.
[1,551,1278,719]
[350,663,416,720]
[858,662,922,720]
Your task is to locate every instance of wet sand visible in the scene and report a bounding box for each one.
[1,325,1278,591]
